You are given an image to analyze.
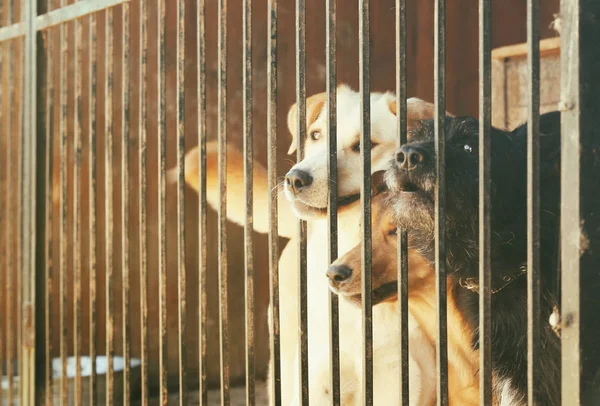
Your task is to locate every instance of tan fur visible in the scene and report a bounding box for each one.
[177,86,449,405]
[332,194,480,406]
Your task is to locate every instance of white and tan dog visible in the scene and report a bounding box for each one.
[178,85,442,405]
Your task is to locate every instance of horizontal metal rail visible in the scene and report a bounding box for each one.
[0,0,128,43]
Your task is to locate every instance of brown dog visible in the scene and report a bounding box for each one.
[327,190,480,406]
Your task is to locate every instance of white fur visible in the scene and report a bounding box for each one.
[275,86,436,405]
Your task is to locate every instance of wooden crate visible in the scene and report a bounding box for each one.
[492,37,561,130]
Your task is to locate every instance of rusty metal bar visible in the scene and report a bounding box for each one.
[217,0,231,402]
[395,0,409,403]
[197,0,207,403]
[88,9,98,406]
[157,0,168,401]
[138,0,148,403]
[560,0,600,403]
[478,0,492,404]
[0,0,129,43]
[326,0,340,403]
[526,0,540,404]
[266,0,281,403]
[358,0,373,404]
[20,0,39,401]
[434,0,448,404]
[42,3,55,403]
[242,0,255,404]
[294,0,308,403]
[73,2,84,403]
[105,6,115,405]
[58,0,68,402]
[4,1,16,403]
[175,0,187,401]
[121,2,132,404]
[0,34,5,403]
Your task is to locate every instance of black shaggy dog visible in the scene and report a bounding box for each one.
[385,113,562,405]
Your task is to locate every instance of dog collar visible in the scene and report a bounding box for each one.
[458,265,527,295]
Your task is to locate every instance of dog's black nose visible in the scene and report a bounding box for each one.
[285,169,313,194]
[395,146,425,171]
[326,265,352,286]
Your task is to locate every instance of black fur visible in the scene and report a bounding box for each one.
[385,112,562,404]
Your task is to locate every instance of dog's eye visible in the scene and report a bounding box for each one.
[388,228,398,236]
[352,141,378,153]
[310,130,321,141]
[464,144,473,153]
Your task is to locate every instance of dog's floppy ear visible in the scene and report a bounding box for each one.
[287,91,328,155]
[387,96,455,129]
[371,170,389,197]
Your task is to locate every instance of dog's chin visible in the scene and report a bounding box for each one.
[286,192,362,220]
[333,281,399,307]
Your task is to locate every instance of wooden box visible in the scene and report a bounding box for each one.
[492,37,561,130]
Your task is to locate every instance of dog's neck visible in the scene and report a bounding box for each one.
[408,279,480,405]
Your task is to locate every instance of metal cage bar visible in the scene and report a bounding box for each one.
[242,0,255,404]
[121,2,132,404]
[88,8,98,405]
[3,1,17,403]
[73,2,84,403]
[560,0,600,404]
[43,1,55,401]
[105,6,116,404]
[218,0,231,403]
[295,0,309,404]
[138,0,149,403]
[58,0,68,401]
[358,0,373,404]
[526,0,541,405]
[395,0,409,404]
[325,0,340,403]
[478,0,492,404]
[197,0,208,403]
[266,0,281,404]
[434,0,449,404]
[175,0,187,402]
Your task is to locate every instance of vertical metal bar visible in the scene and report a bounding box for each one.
[326,0,339,403]
[560,0,600,404]
[294,0,308,403]
[176,0,187,401]
[477,13,492,406]
[0,25,5,403]
[105,6,115,405]
[44,5,55,403]
[58,0,68,402]
[74,3,84,405]
[158,0,168,400]
[266,0,281,403]
[0,34,4,405]
[21,0,38,402]
[395,0,409,403]
[526,0,540,404]
[242,0,255,404]
[121,2,132,404]
[4,1,16,404]
[138,0,148,403]
[89,9,98,406]
[197,0,208,403]
[478,0,492,404]
[359,1,373,404]
[434,0,448,404]
[217,0,230,402]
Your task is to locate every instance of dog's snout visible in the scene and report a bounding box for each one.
[326,265,352,286]
[285,169,313,194]
[396,146,425,171]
